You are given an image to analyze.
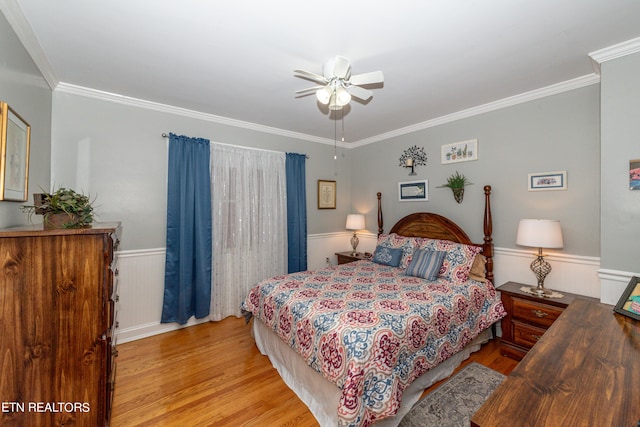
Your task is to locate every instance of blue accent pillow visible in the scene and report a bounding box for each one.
[405,249,446,280]
[372,245,403,267]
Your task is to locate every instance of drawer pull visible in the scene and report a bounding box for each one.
[532,334,542,341]
[532,309,549,318]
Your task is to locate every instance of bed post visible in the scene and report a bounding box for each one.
[483,185,494,284]
[377,192,383,235]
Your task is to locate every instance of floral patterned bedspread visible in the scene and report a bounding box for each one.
[241,260,506,427]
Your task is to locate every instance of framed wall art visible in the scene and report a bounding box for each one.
[528,171,567,191]
[441,139,478,164]
[317,179,336,209]
[0,102,31,201]
[614,276,640,321]
[630,159,640,190]
[399,180,428,202]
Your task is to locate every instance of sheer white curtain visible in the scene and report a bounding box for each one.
[209,144,287,321]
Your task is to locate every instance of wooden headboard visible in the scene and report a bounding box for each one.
[376,185,494,283]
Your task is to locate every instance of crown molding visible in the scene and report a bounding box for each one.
[0,0,58,90]
[58,73,599,150]
[350,74,600,147]
[589,36,640,66]
[55,83,349,147]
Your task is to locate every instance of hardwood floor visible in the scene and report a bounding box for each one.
[111,318,518,426]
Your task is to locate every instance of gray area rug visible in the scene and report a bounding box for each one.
[399,362,505,427]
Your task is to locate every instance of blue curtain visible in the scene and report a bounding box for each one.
[161,133,212,324]
[286,153,307,273]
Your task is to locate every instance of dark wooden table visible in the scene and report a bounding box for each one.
[472,299,640,427]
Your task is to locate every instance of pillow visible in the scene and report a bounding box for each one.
[417,238,482,283]
[376,233,422,268]
[405,249,447,280]
[469,253,487,282]
[372,245,403,267]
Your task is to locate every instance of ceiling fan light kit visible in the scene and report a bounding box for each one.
[295,56,383,111]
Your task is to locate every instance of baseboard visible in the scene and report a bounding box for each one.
[117,317,210,344]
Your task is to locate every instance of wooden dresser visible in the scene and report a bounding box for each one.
[471,299,640,427]
[0,223,121,426]
[498,281,598,360]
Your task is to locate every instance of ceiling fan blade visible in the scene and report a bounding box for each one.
[332,56,351,79]
[348,85,373,101]
[349,70,384,86]
[294,69,327,84]
[294,85,325,94]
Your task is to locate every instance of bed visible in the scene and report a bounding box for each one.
[241,186,505,427]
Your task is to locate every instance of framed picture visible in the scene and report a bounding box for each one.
[630,159,640,190]
[441,139,478,164]
[317,180,336,209]
[528,171,567,191]
[0,102,31,201]
[399,180,428,202]
[614,276,640,321]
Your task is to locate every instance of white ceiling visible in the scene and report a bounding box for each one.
[6,0,640,143]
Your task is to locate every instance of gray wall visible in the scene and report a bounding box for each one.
[0,12,52,228]
[351,85,601,256]
[600,51,640,271]
[51,92,352,249]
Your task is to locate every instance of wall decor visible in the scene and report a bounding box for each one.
[0,102,31,201]
[630,159,640,190]
[398,145,427,176]
[438,171,472,203]
[614,276,640,321]
[441,138,477,164]
[318,180,336,209]
[528,171,567,191]
[399,180,428,202]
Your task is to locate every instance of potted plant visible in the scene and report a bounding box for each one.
[23,187,95,229]
[438,171,472,203]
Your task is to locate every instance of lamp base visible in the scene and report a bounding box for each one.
[350,232,359,257]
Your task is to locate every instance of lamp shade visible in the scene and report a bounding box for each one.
[516,219,563,249]
[346,214,365,231]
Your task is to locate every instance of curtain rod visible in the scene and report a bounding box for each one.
[161,133,309,159]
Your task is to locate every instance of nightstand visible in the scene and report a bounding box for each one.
[497,281,598,360]
[335,251,370,265]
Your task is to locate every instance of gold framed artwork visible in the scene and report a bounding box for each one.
[317,180,336,209]
[0,102,31,201]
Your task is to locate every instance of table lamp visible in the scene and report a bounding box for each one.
[346,214,365,256]
[516,219,563,296]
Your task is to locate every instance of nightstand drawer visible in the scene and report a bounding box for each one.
[512,298,563,328]
[513,320,546,349]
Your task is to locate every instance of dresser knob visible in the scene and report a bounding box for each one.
[532,309,548,318]
[532,334,542,341]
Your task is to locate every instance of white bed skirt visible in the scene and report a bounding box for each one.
[252,318,492,427]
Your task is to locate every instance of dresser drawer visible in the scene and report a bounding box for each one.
[513,320,547,349]
[512,298,563,328]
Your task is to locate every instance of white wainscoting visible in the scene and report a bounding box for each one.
[597,268,640,305]
[493,248,601,299]
[116,248,208,344]
[116,232,606,343]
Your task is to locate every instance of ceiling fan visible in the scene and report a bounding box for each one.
[294,56,384,110]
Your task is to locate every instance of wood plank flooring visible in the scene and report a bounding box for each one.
[111,318,518,426]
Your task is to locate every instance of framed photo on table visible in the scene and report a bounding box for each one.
[0,102,31,201]
[614,276,640,321]
[318,180,336,209]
